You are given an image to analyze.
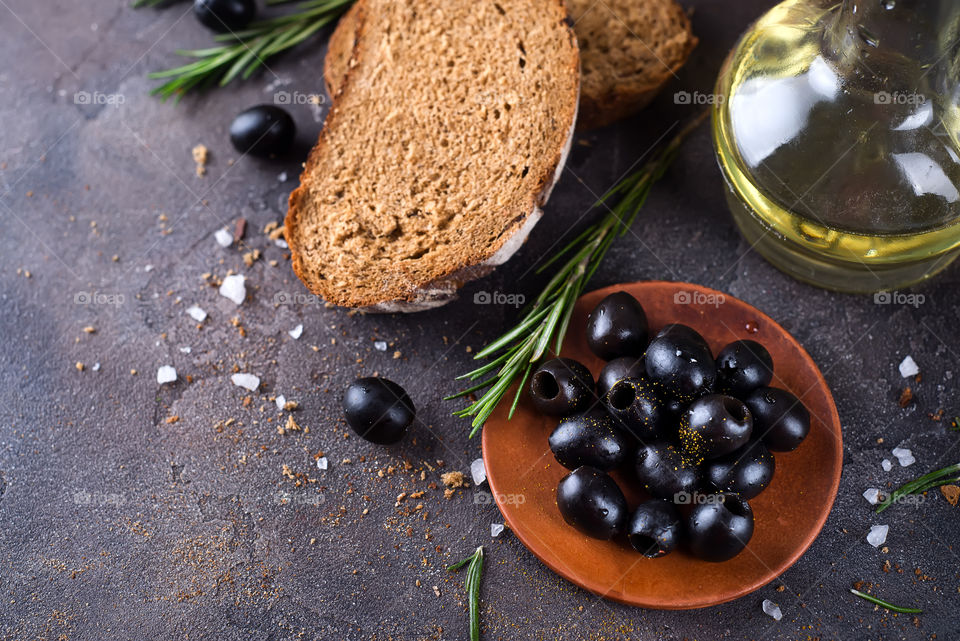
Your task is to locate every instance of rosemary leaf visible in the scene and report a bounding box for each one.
[449,112,708,434]
[448,546,485,641]
[849,588,922,614]
[875,462,960,513]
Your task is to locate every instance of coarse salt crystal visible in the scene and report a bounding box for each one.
[762,599,782,621]
[186,305,207,322]
[892,447,915,467]
[863,488,881,505]
[490,523,504,538]
[881,459,893,472]
[316,457,328,471]
[157,365,177,385]
[231,373,260,391]
[144,264,154,272]
[867,524,888,547]
[470,458,487,486]
[214,228,233,247]
[275,395,286,410]
[898,355,919,378]
[288,324,303,340]
[179,346,191,354]
[92,362,101,371]
[274,239,288,249]
[278,172,288,182]
[219,274,246,305]
[374,340,388,352]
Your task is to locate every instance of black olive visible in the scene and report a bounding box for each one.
[229,105,296,157]
[585,292,648,361]
[679,394,753,460]
[686,493,754,562]
[634,441,702,500]
[704,440,775,499]
[529,358,595,416]
[556,466,628,540]
[548,410,629,471]
[716,340,774,398]
[603,377,667,441]
[645,323,716,400]
[627,500,683,558]
[596,356,645,397]
[342,377,415,444]
[194,0,256,33]
[744,387,811,451]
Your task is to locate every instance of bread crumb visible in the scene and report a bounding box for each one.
[165,416,180,424]
[75,362,85,372]
[941,484,960,506]
[285,415,301,432]
[393,350,401,359]
[83,326,96,334]
[192,144,209,176]
[242,249,261,267]
[130,369,138,376]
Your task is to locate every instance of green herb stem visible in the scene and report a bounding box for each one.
[144,0,355,100]
[449,112,708,434]
[448,546,484,641]
[849,588,922,614]
[875,462,960,513]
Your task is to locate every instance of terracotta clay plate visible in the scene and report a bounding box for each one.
[481,281,842,609]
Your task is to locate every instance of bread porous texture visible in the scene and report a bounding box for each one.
[325,0,696,131]
[288,0,579,310]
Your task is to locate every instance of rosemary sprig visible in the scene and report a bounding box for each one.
[145,0,354,100]
[849,588,922,614]
[875,461,960,513]
[447,546,484,641]
[446,113,707,436]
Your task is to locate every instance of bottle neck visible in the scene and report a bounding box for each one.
[825,0,960,89]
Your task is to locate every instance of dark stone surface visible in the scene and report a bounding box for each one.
[1,1,957,639]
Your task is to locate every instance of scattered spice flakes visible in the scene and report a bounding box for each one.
[192,144,208,176]
[898,386,913,408]
[940,484,960,506]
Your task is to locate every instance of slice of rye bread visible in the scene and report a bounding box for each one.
[324,0,696,131]
[287,0,580,311]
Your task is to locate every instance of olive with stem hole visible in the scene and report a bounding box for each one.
[529,358,595,416]
[627,500,683,558]
[596,356,645,397]
[556,466,628,540]
[604,377,666,441]
[679,394,753,460]
[585,291,648,360]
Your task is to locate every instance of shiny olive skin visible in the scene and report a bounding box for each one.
[716,340,774,398]
[194,0,256,32]
[585,292,649,360]
[603,377,667,441]
[686,493,754,562]
[627,500,683,558]
[342,377,415,444]
[596,356,646,397]
[529,358,595,416]
[556,466,628,540]
[744,387,811,451]
[645,324,716,400]
[634,441,702,500]
[229,105,296,157]
[549,410,629,471]
[679,394,753,460]
[705,440,775,499]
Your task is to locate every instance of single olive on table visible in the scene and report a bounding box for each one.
[230,105,297,157]
[194,0,256,33]
[526,289,812,562]
[342,377,415,445]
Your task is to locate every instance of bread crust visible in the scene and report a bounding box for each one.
[286,0,580,311]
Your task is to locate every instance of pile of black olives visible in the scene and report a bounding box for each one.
[530,291,811,562]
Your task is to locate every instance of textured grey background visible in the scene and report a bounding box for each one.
[1,1,958,639]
